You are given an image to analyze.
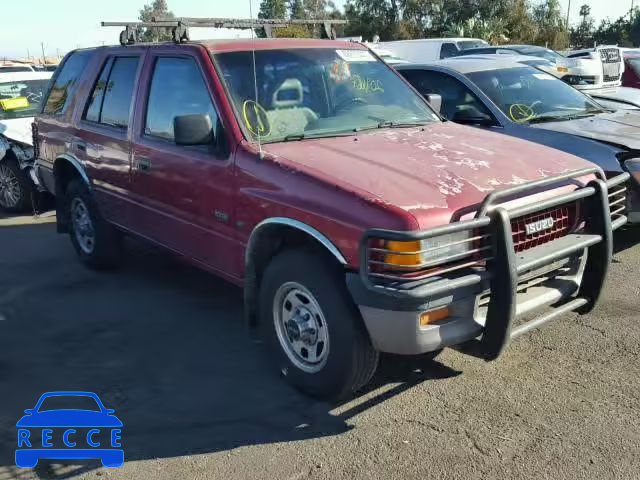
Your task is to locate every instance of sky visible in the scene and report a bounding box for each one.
[0,0,632,60]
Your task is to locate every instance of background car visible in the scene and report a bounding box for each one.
[378,37,488,62]
[396,59,639,223]
[0,70,52,211]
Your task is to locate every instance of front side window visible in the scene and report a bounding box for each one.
[468,66,605,124]
[400,69,493,121]
[84,56,139,128]
[0,78,51,120]
[215,48,438,144]
[145,57,218,142]
[43,51,90,115]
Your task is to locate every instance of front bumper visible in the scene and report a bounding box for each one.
[348,169,629,359]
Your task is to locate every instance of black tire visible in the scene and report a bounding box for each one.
[258,248,379,401]
[0,157,33,212]
[65,178,122,269]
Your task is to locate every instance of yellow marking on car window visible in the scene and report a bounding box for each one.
[351,74,384,94]
[0,96,29,111]
[242,100,271,138]
[509,103,536,123]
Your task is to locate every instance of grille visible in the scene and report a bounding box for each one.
[511,202,579,253]
[599,48,622,82]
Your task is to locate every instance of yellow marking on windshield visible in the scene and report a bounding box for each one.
[509,103,536,123]
[351,74,384,94]
[242,100,271,138]
[0,96,29,111]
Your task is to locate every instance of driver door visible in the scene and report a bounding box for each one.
[128,49,239,276]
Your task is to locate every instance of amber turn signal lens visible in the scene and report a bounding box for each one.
[419,308,450,326]
[557,66,569,73]
[384,240,422,267]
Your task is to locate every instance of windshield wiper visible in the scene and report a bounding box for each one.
[279,130,358,142]
[354,120,431,132]
[528,112,598,124]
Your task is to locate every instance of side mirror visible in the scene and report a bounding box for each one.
[174,114,214,146]
[105,409,115,414]
[24,409,34,414]
[424,93,442,114]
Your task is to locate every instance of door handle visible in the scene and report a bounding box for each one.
[134,156,151,172]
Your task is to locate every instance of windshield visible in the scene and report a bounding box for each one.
[517,47,564,63]
[0,66,32,73]
[0,79,50,119]
[214,48,438,144]
[467,66,605,124]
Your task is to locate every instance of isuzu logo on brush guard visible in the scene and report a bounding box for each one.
[525,217,555,235]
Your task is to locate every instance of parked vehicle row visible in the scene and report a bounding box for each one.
[30,35,631,401]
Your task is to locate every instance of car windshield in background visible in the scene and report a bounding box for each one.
[0,79,50,119]
[214,48,438,144]
[0,66,32,73]
[468,67,605,124]
[517,47,564,62]
[458,40,489,50]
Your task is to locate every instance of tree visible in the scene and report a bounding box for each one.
[532,0,569,49]
[258,0,287,19]
[138,0,175,42]
[571,3,595,48]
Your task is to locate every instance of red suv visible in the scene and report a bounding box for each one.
[34,39,628,400]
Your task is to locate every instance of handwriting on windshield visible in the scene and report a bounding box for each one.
[351,75,384,94]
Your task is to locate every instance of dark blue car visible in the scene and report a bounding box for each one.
[396,59,639,224]
[16,391,123,468]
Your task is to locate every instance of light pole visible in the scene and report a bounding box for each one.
[566,0,572,29]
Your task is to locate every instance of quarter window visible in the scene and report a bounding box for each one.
[145,57,218,142]
[43,51,91,115]
[83,56,139,128]
[440,43,459,59]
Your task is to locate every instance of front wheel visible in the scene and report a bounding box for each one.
[259,248,379,400]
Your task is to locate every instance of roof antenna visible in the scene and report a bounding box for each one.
[249,0,264,160]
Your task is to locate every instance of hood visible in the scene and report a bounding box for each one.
[531,110,640,150]
[589,86,640,108]
[0,117,33,145]
[261,122,590,227]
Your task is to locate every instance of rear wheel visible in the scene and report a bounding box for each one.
[66,179,122,269]
[259,248,379,400]
[0,158,32,212]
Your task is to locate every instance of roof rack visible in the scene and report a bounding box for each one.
[101,17,348,45]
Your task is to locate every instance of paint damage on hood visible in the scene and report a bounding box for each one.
[531,110,640,151]
[262,122,591,228]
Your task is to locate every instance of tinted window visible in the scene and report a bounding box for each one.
[84,57,138,128]
[0,66,32,72]
[43,51,90,115]
[400,69,492,121]
[145,57,218,142]
[84,58,113,123]
[440,43,459,59]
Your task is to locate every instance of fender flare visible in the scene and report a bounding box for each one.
[53,154,91,188]
[245,217,347,266]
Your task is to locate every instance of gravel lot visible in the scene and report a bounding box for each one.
[1,221,639,480]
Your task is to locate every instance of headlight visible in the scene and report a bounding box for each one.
[384,231,473,269]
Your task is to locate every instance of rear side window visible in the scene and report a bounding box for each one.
[145,57,218,142]
[84,56,139,128]
[43,51,90,115]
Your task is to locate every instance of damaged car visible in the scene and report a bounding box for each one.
[0,71,52,211]
[397,58,640,223]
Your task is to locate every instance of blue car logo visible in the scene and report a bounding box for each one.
[16,391,123,468]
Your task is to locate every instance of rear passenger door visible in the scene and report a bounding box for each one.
[129,50,238,276]
[77,53,144,225]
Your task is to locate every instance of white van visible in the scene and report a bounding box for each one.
[378,38,489,63]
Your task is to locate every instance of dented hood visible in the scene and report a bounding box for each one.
[0,117,33,146]
[262,122,590,228]
[531,110,640,150]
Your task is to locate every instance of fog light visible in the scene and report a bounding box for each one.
[419,307,450,326]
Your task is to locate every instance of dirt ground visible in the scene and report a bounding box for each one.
[1,221,639,480]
